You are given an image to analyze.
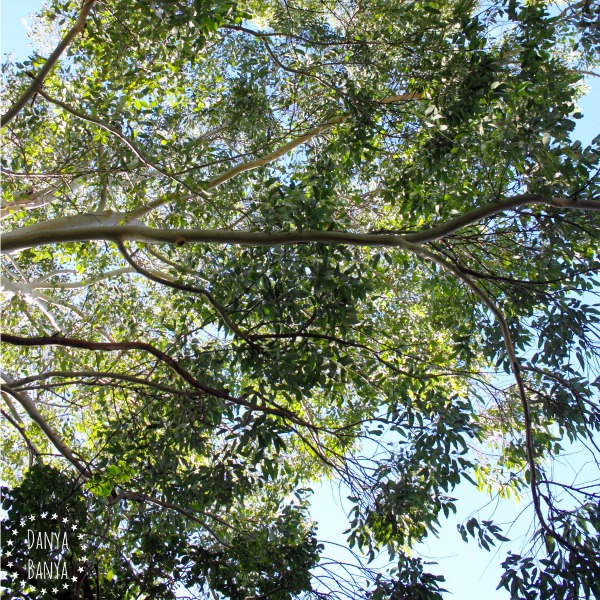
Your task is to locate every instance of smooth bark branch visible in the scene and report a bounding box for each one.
[128,93,418,216]
[402,194,600,243]
[203,118,343,190]
[1,268,134,295]
[2,195,598,253]
[1,184,60,217]
[0,372,90,476]
[1,0,98,127]
[37,267,134,289]
[201,94,419,192]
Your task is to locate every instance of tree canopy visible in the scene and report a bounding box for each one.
[1,0,600,598]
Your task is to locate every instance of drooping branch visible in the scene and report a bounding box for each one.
[1,0,98,127]
[1,557,40,586]
[403,240,600,571]
[1,334,230,398]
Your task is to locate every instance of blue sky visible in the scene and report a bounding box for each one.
[2,3,599,598]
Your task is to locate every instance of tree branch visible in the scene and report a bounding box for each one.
[11,369,204,398]
[1,333,322,428]
[2,194,598,253]
[117,242,257,348]
[1,407,41,465]
[403,240,599,569]
[29,267,135,290]
[35,88,211,201]
[402,194,600,243]
[202,117,344,190]
[0,372,90,476]
[1,0,98,127]
[260,36,349,99]
[112,491,233,548]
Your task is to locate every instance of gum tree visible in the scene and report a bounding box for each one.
[1,0,599,598]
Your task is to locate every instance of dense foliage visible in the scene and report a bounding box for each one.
[1,0,599,598]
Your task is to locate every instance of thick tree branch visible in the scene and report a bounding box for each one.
[2,194,598,253]
[402,194,600,243]
[1,0,98,127]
